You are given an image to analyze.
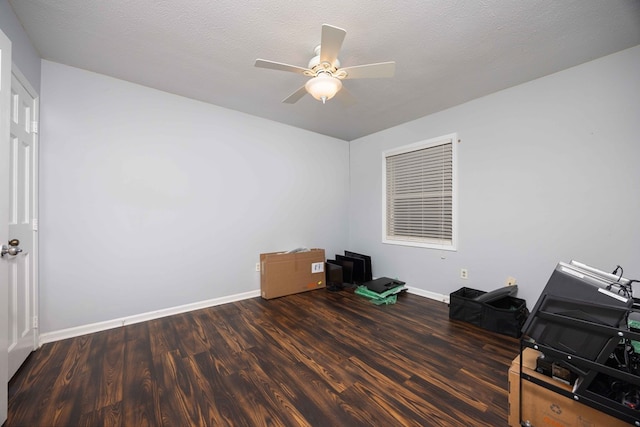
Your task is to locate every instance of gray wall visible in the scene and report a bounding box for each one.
[0,0,40,92]
[349,45,640,308]
[39,61,350,333]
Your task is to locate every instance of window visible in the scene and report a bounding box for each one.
[382,134,457,250]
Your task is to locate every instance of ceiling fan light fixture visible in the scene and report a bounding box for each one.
[305,73,342,104]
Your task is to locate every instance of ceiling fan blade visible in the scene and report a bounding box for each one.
[255,59,310,75]
[335,87,356,107]
[320,24,346,66]
[282,86,308,104]
[340,61,396,79]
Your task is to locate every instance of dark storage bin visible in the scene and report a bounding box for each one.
[481,296,528,338]
[449,287,528,338]
[449,287,486,327]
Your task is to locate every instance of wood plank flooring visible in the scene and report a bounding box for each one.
[5,289,520,426]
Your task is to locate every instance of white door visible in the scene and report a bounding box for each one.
[7,69,39,379]
[0,27,13,426]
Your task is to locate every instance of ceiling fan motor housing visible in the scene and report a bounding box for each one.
[308,45,340,75]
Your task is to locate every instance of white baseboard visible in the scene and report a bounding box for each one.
[407,286,450,304]
[39,287,448,346]
[38,290,261,346]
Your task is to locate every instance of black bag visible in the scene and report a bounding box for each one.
[449,287,529,338]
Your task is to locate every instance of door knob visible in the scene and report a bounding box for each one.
[1,244,22,257]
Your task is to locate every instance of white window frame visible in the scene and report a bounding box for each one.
[382,133,458,251]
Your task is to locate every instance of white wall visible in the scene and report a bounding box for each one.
[39,61,350,333]
[0,0,40,92]
[349,45,640,308]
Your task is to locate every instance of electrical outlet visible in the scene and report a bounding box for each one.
[255,262,260,272]
[460,268,468,279]
[506,276,517,286]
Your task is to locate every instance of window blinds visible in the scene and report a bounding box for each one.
[385,139,453,246]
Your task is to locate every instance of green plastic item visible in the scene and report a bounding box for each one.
[371,295,398,305]
[629,319,640,353]
[354,285,403,305]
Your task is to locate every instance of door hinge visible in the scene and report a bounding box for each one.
[33,316,38,329]
[32,218,38,231]
[32,121,39,134]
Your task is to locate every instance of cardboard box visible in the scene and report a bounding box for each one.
[260,249,325,299]
[508,348,627,427]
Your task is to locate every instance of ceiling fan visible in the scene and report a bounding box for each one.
[255,24,395,105]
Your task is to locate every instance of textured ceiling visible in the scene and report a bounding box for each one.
[9,0,640,141]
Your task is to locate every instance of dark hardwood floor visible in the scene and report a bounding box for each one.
[5,289,520,426]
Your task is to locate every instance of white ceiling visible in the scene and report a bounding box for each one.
[9,0,640,141]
